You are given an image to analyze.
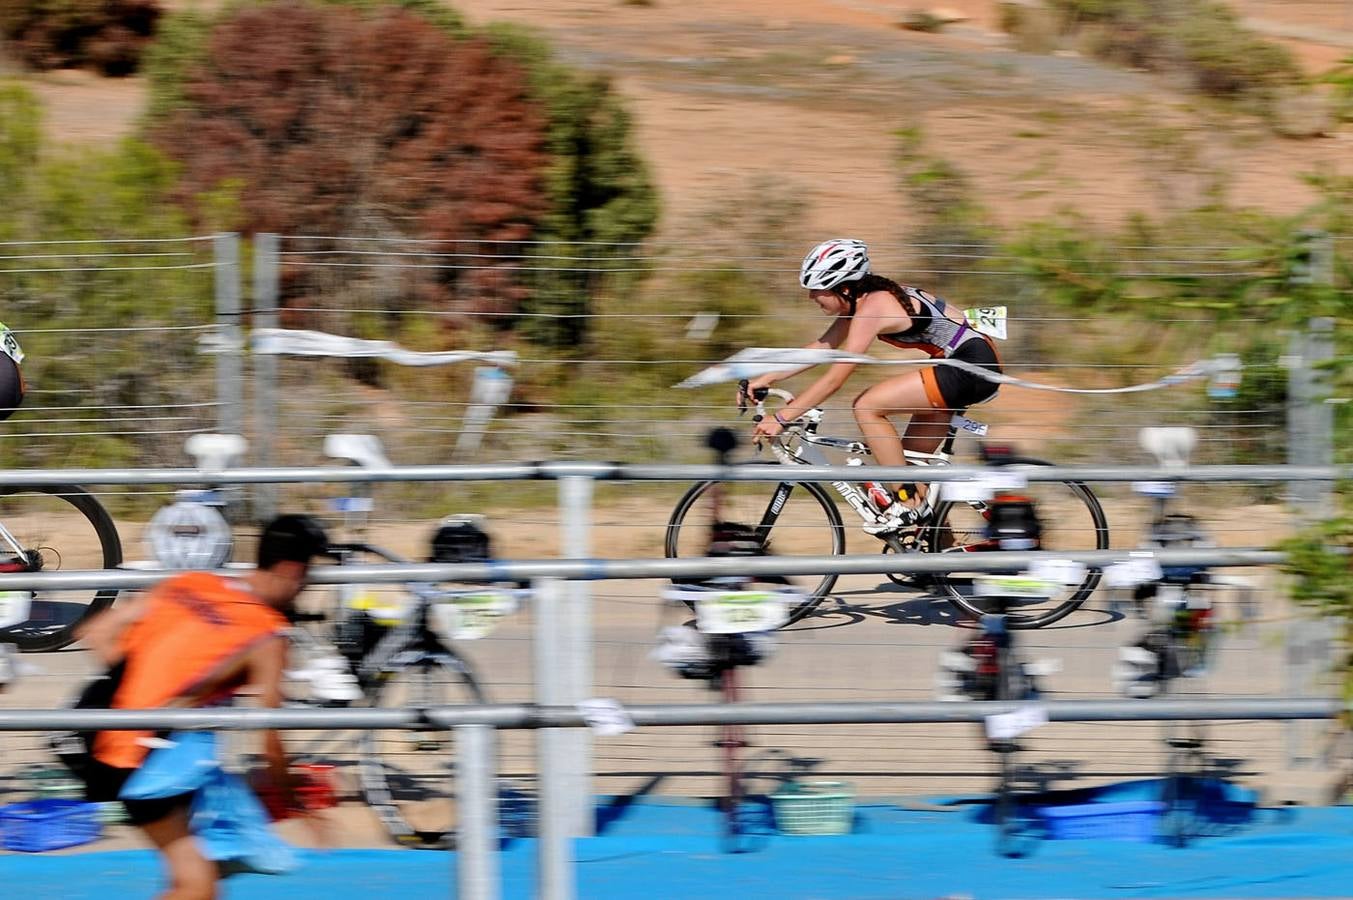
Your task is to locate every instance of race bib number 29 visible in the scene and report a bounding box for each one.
[963,306,1007,341]
[0,324,24,365]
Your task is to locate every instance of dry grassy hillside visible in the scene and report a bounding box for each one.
[9,0,1353,242]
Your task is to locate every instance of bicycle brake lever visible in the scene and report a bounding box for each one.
[737,379,750,416]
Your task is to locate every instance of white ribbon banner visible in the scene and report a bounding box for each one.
[674,347,1229,395]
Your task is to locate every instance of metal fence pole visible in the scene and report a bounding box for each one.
[456,724,499,900]
[251,233,280,521]
[213,233,243,439]
[532,576,575,900]
[559,475,594,838]
[1287,317,1336,518]
[1284,317,1337,766]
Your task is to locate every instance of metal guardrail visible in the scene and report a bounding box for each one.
[0,462,1346,486]
[0,697,1342,900]
[0,697,1340,731]
[0,549,1288,592]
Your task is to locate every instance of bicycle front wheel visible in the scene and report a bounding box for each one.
[927,458,1108,629]
[359,655,486,849]
[666,465,846,625]
[0,484,122,652]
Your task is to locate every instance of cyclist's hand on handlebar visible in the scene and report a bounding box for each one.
[751,414,785,445]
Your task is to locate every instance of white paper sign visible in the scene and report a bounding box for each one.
[1104,555,1164,588]
[986,471,1028,491]
[943,480,994,502]
[0,591,31,630]
[1132,481,1176,498]
[985,703,1048,740]
[694,590,790,634]
[577,698,635,736]
[974,575,1057,599]
[433,590,518,641]
[1027,558,1088,586]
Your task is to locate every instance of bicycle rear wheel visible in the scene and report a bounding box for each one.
[666,464,846,625]
[926,458,1108,629]
[359,654,486,849]
[0,484,122,652]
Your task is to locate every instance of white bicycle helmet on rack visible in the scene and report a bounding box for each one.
[799,238,870,290]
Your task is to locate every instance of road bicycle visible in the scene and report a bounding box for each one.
[282,432,527,849]
[665,384,1109,628]
[0,484,122,653]
[657,429,800,852]
[934,487,1064,856]
[1108,427,1226,847]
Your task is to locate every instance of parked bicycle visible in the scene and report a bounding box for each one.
[1109,427,1225,848]
[666,383,1109,628]
[283,433,528,849]
[934,477,1065,856]
[657,429,800,852]
[0,487,123,653]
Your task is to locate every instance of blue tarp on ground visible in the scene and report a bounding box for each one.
[3,785,1351,899]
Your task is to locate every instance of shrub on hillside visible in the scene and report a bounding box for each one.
[1,0,162,76]
[1016,0,1303,110]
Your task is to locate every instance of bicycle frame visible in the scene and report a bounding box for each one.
[763,408,973,530]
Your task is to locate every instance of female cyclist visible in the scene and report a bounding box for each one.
[748,238,1002,535]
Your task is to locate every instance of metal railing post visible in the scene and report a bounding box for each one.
[559,474,594,838]
[456,723,499,900]
[212,233,243,440]
[251,233,280,521]
[532,576,575,900]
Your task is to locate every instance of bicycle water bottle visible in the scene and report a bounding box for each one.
[848,458,895,514]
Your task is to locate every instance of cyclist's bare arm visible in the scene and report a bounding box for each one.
[745,317,852,395]
[768,304,882,423]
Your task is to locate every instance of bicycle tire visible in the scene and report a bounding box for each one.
[359,653,487,849]
[927,457,1109,629]
[0,484,122,652]
[665,463,846,625]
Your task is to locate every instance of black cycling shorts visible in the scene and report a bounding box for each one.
[85,759,195,827]
[923,338,1001,410]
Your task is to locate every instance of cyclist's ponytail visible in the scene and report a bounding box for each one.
[836,273,920,317]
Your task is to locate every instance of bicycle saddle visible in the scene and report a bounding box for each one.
[323,433,392,469]
[184,433,247,472]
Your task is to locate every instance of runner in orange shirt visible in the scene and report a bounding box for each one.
[78,514,333,900]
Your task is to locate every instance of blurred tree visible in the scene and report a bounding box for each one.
[144,1,658,353]
[151,1,549,322]
[1,0,162,76]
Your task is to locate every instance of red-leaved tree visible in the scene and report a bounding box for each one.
[155,1,549,315]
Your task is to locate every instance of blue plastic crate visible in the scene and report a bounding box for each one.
[1034,800,1164,842]
[0,799,103,852]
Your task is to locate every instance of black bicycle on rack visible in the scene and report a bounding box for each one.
[281,434,528,849]
[1109,427,1221,848]
[935,481,1063,857]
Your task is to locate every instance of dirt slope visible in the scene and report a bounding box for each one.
[12,0,1353,240]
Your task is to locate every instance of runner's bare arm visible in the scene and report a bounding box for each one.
[75,593,149,666]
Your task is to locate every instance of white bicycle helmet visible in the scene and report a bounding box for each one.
[799,238,870,290]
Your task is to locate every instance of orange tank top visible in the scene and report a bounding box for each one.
[94,572,287,769]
